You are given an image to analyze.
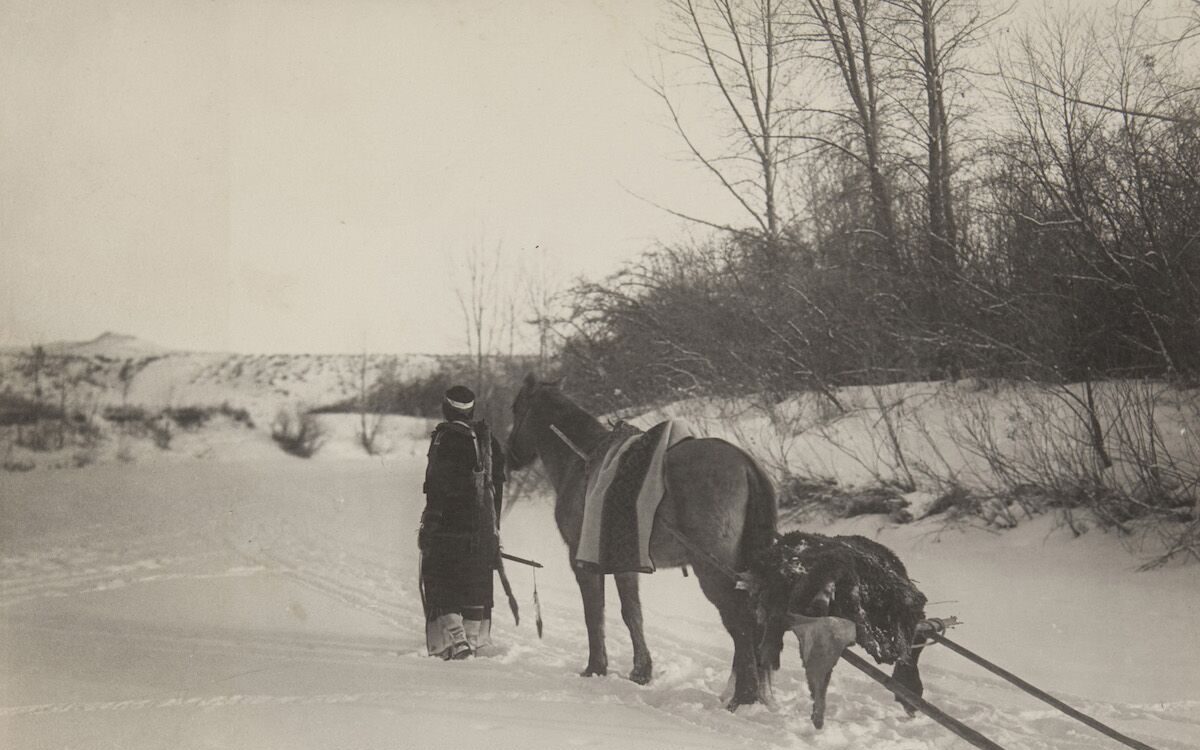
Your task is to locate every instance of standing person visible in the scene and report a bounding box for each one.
[418,385,506,659]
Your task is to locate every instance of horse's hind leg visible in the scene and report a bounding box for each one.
[615,572,652,685]
[574,568,608,677]
[695,564,759,710]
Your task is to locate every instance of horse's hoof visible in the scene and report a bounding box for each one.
[725,695,756,712]
[629,663,652,685]
[580,666,607,678]
[812,698,826,728]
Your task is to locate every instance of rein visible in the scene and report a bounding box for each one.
[508,398,536,466]
[549,424,587,459]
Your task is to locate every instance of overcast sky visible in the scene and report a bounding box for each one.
[1,0,744,354]
[1,0,1193,354]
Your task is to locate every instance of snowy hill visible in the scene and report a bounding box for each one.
[0,334,444,427]
[49,331,172,358]
[0,331,170,357]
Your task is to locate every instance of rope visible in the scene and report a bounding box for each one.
[840,650,1006,750]
[932,634,1162,750]
[658,520,742,581]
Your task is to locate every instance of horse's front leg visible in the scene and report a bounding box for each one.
[574,567,607,677]
[614,572,652,685]
[892,631,926,717]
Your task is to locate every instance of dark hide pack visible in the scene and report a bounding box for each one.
[750,531,927,674]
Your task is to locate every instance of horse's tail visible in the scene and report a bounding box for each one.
[740,451,780,700]
[739,452,778,571]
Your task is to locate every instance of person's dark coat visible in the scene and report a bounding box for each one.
[418,420,506,612]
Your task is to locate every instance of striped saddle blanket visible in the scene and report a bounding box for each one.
[575,419,694,574]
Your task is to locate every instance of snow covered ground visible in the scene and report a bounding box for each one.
[2,419,1198,749]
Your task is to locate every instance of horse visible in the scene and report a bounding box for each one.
[505,374,779,709]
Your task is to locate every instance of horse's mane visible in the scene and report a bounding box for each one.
[536,385,609,449]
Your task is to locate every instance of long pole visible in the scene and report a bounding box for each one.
[495,555,520,626]
[932,634,1161,750]
[501,551,543,568]
[841,650,1005,750]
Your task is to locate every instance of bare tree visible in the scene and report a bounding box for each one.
[15,345,47,448]
[655,0,806,261]
[1184,0,1200,44]
[989,2,1200,376]
[522,245,566,373]
[795,0,900,266]
[354,351,394,455]
[453,240,529,430]
[456,241,507,389]
[876,0,996,274]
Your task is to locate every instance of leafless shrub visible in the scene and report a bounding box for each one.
[164,406,210,430]
[357,355,394,455]
[2,458,35,472]
[778,474,912,525]
[801,386,937,491]
[923,483,980,521]
[271,406,327,458]
[149,416,172,450]
[72,447,97,468]
[1,437,34,472]
[940,380,1200,558]
[715,391,834,480]
[868,385,918,491]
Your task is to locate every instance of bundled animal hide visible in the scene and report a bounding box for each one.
[748,531,928,673]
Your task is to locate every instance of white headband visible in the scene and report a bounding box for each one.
[446,397,474,411]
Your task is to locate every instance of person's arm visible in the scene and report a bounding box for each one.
[418,430,443,549]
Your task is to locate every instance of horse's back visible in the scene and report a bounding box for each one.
[665,437,759,503]
[653,438,776,569]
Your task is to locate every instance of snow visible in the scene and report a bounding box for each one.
[2,409,1199,748]
[2,345,1200,748]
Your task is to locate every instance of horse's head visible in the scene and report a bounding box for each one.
[507,372,557,470]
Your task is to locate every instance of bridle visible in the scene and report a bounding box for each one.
[507,388,539,467]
